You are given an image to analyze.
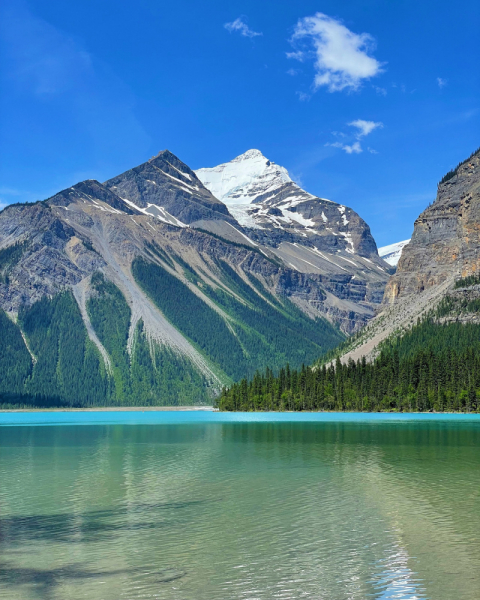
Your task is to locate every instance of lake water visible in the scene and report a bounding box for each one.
[1,412,479,600]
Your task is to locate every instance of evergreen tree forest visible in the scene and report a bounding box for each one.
[0,276,211,408]
[0,256,343,408]
[217,318,480,413]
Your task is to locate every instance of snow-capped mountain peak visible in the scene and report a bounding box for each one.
[195,149,293,206]
[378,239,411,266]
[195,150,383,265]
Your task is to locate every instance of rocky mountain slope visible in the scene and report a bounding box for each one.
[384,148,480,304]
[197,150,393,330]
[335,147,480,365]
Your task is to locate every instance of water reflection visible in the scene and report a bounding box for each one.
[0,419,479,600]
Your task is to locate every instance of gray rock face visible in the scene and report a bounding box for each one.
[0,202,106,312]
[384,148,480,304]
[104,150,235,225]
[332,147,480,366]
[48,180,141,215]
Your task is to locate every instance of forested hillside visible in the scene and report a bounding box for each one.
[218,279,480,413]
[218,320,480,413]
[0,282,210,408]
[0,256,343,408]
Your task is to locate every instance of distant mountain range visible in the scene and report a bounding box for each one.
[218,146,480,414]
[3,143,477,408]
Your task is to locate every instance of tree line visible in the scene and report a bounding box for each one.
[217,319,480,413]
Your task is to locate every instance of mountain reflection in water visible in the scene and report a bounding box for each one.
[0,415,479,600]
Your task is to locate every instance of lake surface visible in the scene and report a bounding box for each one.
[1,412,479,600]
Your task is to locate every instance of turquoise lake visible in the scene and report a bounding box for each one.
[0,411,479,599]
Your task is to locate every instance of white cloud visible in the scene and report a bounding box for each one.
[437,77,447,88]
[326,141,363,154]
[224,17,262,38]
[286,68,298,76]
[343,141,363,154]
[373,85,387,96]
[288,12,384,92]
[348,119,383,138]
[326,119,382,155]
[286,51,305,61]
[296,91,310,101]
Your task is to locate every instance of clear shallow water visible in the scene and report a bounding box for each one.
[0,413,479,600]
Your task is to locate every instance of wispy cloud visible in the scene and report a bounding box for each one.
[0,185,60,207]
[286,51,305,61]
[0,187,23,197]
[327,141,363,154]
[286,68,299,76]
[373,85,387,96]
[224,17,262,38]
[296,91,310,101]
[326,119,383,154]
[288,12,384,92]
[348,119,383,138]
[437,77,447,88]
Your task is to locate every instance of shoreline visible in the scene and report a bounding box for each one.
[0,407,476,415]
[0,406,215,413]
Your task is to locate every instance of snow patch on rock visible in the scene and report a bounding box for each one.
[378,239,411,266]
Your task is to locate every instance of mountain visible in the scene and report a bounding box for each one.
[104,150,234,227]
[378,240,410,267]
[0,146,400,408]
[197,150,393,331]
[336,146,480,365]
[0,151,350,408]
[384,147,480,304]
[196,149,383,257]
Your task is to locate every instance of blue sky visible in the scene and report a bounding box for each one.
[1,0,478,246]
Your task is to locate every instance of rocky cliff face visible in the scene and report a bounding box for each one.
[333,147,480,366]
[105,150,234,226]
[384,148,480,304]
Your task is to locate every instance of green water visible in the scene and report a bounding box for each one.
[0,413,479,600]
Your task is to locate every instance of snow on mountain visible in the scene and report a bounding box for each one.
[195,149,327,230]
[195,149,384,265]
[195,149,293,205]
[378,240,411,266]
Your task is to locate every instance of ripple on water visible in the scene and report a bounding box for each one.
[0,416,479,599]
